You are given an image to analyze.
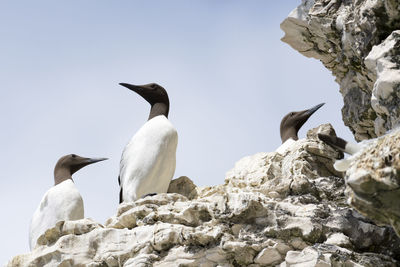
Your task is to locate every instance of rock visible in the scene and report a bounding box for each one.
[365,31,400,136]
[306,123,339,142]
[167,176,198,200]
[283,247,330,267]
[254,247,282,265]
[8,125,400,266]
[344,128,400,237]
[36,218,102,247]
[280,0,400,244]
[324,233,351,248]
[281,245,397,267]
[225,124,343,199]
[281,0,400,141]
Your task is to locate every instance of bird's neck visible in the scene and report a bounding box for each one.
[149,102,169,120]
[54,169,73,186]
[281,128,299,144]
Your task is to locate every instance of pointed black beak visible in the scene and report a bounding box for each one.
[119,83,155,104]
[78,157,108,168]
[295,103,325,127]
[70,157,108,175]
[119,83,145,93]
[85,157,108,164]
[305,103,325,116]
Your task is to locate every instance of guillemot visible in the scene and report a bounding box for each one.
[276,103,325,154]
[318,133,363,171]
[29,154,107,250]
[118,82,178,203]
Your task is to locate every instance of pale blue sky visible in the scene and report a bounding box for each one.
[0,1,354,263]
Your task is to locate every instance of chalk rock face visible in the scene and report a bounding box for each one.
[226,124,343,198]
[8,125,400,266]
[344,128,400,237]
[167,176,198,200]
[281,0,400,141]
[281,0,400,247]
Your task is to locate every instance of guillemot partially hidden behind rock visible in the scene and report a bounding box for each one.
[118,83,178,203]
[276,103,325,154]
[318,134,363,171]
[29,154,107,250]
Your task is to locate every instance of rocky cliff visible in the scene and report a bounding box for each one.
[8,125,400,266]
[344,127,400,237]
[281,0,400,244]
[281,0,400,141]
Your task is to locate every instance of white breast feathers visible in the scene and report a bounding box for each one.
[120,115,178,202]
[29,179,83,250]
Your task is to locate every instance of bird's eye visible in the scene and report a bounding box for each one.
[71,154,76,158]
[290,112,294,116]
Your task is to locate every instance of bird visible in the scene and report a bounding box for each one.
[318,133,362,171]
[29,154,107,250]
[276,103,325,154]
[118,82,178,203]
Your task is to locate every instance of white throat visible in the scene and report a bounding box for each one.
[276,138,296,154]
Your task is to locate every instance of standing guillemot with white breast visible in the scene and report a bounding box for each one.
[29,154,107,250]
[276,103,325,154]
[118,82,178,203]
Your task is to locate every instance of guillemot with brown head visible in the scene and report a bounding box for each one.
[118,83,178,203]
[29,154,107,250]
[276,103,325,154]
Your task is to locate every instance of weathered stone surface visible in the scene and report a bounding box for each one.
[344,128,400,237]
[8,125,400,266]
[254,247,282,265]
[167,176,198,200]
[226,124,343,199]
[281,245,397,267]
[281,0,400,141]
[324,232,351,248]
[280,0,400,246]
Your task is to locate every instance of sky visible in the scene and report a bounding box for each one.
[0,1,355,263]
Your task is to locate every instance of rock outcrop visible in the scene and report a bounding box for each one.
[281,0,400,244]
[281,0,400,141]
[8,125,400,266]
[341,128,400,237]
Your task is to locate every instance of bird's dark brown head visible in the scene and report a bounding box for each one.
[53,154,108,185]
[119,82,170,120]
[280,103,325,143]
